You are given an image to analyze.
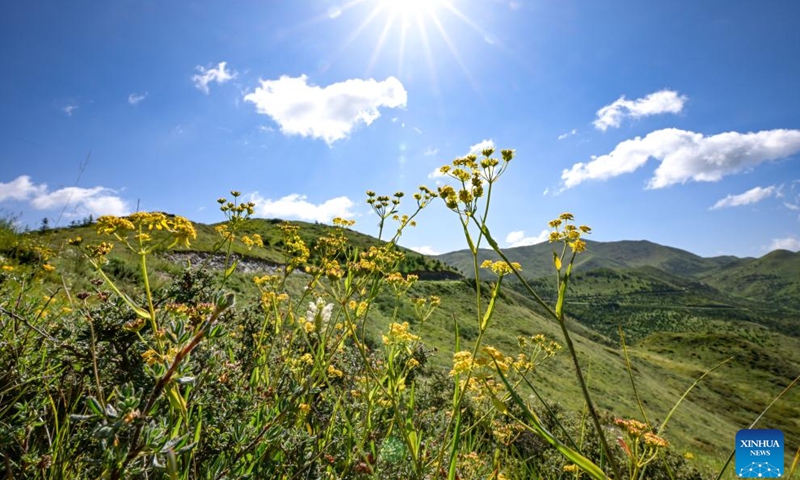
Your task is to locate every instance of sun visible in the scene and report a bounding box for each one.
[317,0,502,93]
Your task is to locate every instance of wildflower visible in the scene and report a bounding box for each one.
[300,353,314,365]
[569,239,587,253]
[306,297,333,332]
[614,418,647,436]
[407,358,420,369]
[1,265,14,272]
[86,242,114,258]
[298,403,311,413]
[141,349,160,366]
[451,350,475,375]
[563,464,579,473]
[332,217,356,227]
[643,432,669,449]
[96,216,135,235]
[479,260,521,276]
[327,365,344,378]
[382,322,420,346]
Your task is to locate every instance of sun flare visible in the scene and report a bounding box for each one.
[381,0,441,15]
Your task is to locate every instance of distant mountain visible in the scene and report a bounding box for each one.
[702,249,800,309]
[435,239,753,279]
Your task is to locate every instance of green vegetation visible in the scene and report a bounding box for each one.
[1,151,798,479]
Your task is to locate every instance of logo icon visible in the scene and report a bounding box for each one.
[736,429,784,478]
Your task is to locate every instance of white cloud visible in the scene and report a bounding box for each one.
[128,92,148,105]
[785,202,800,211]
[0,176,128,217]
[769,237,800,252]
[710,186,776,210]
[409,245,440,256]
[466,139,495,156]
[428,167,447,180]
[506,229,549,247]
[250,193,356,223]
[594,90,687,131]
[193,61,237,94]
[243,75,407,145]
[424,147,439,156]
[561,128,800,189]
[0,176,46,201]
[63,105,78,116]
[558,129,577,140]
[328,6,342,18]
[30,186,129,217]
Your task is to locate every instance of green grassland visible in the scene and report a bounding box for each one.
[3,216,798,477]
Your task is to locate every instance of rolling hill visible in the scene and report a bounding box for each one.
[7,217,799,475]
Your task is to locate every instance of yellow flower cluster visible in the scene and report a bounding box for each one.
[241,233,263,249]
[350,245,404,276]
[450,351,476,376]
[614,417,648,436]
[348,300,369,317]
[327,365,344,378]
[96,212,197,248]
[382,322,420,346]
[643,432,669,449]
[435,148,515,214]
[332,217,356,227]
[279,223,310,268]
[86,242,114,258]
[479,260,522,276]
[548,213,591,255]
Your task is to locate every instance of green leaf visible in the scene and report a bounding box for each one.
[87,396,103,416]
[224,259,238,278]
[494,359,608,480]
[490,394,508,415]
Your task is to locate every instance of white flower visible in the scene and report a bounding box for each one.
[306,297,334,331]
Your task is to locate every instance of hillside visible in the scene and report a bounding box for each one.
[702,249,800,309]
[27,217,461,281]
[4,217,799,476]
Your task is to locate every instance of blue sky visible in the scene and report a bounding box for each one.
[2,0,800,258]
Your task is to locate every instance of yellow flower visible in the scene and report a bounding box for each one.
[300,353,314,365]
[96,216,135,235]
[303,321,316,333]
[2,265,14,272]
[643,432,669,449]
[298,403,311,413]
[563,464,579,473]
[141,349,160,366]
[327,365,344,378]
[450,351,475,376]
[480,260,521,276]
[382,322,420,346]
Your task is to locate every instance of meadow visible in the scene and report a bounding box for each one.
[1,149,798,479]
